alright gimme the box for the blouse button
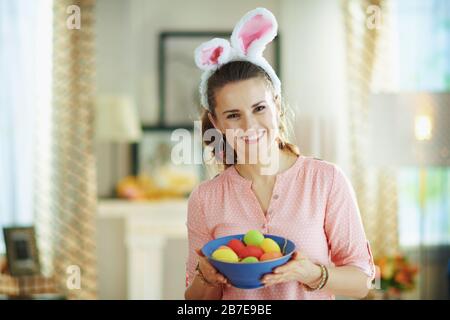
[273,194,279,200]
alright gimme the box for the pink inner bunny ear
[231,8,277,57]
[195,38,231,70]
[200,46,223,65]
[238,14,274,55]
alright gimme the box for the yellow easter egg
[212,248,239,263]
[260,238,281,253]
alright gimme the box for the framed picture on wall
[3,226,40,276]
[158,31,281,128]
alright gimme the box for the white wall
[96,0,280,126]
[279,0,350,173]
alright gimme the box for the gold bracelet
[318,265,329,290]
[303,264,328,291]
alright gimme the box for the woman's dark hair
[200,60,299,169]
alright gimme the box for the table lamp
[95,95,142,196]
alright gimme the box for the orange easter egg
[260,252,283,261]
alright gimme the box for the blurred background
[0,0,449,300]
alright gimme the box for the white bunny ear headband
[194,7,281,111]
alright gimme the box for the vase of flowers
[374,254,419,300]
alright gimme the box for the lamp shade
[95,95,142,143]
[368,92,450,167]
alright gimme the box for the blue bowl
[201,234,296,289]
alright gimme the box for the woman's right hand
[195,248,232,288]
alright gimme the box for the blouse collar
[226,155,305,186]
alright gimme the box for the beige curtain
[341,0,399,258]
[35,0,98,299]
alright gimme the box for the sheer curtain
[342,0,400,258]
[36,0,98,299]
[0,0,53,253]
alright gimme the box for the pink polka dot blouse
[185,155,375,300]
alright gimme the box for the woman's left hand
[261,251,322,287]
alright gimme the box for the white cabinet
[97,199,188,300]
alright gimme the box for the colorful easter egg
[234,247,247,259]
[239,245,264,259]
[241,256,259,263]
[243,230,264,246]
[260,238,281,253]
[260,252,283,261]
[227,239,246,253]
[212,248,239,263]
[218,245,231,250]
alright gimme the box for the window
[0,0,53,253]
[392,0,450,247]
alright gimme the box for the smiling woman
[184,8,375,301]
[201,61,299,170]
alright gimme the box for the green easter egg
[241,256,259,263]
[243,230,264,246]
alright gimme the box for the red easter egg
[239,245,264,259]
[227,239,245,253]
[235,247,247,259]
